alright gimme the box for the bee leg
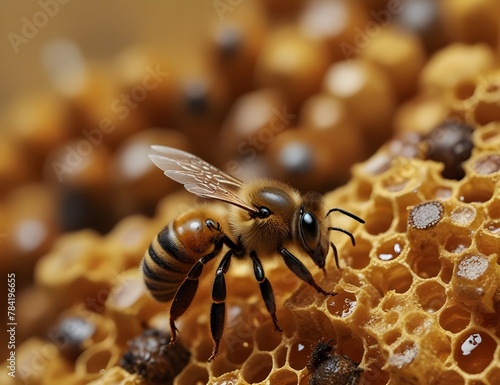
[279,247,337,296]
[169,242,224,345]
[209,303,224,362]
[209,250,233,362]
[250,252,283,332]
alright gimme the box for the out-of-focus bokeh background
[1,1,221,106]
[1,1,500,383]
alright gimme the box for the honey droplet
[455,331,496,374]
[377,240,403,261]
[327,292,357,317]
[460,333,482,356]
[485,220,500,234]
[456,255,488,281]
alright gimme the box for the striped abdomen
[142,212,220,302]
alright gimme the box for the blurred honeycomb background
[0,0,499,384]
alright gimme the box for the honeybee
[142,146,364,361]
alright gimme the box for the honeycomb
[2,2,500,385]
[6,128,498,385]
[178,139,498,385]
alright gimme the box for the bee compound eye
[301,211,320,251]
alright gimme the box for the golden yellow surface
[1,1,499,385]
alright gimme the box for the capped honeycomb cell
[451,253,499,312]
[408,201,444,230]
[375,235,405,262]
[456,254,489,280]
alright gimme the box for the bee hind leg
[209,249,233,362]
[279,247,337,296]
[169,242,224,346]
[250,252,283,332]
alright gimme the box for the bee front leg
[169,242,223,345]
[250,252,283,332]
[279,247,337,296]
[209,249,233,362]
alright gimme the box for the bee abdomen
[142,225,196,302]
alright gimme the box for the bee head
[297,192,329,269]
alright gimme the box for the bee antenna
[328,227,356,246]
[326,208,365,224]
[330,241,340,269]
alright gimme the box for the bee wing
[149,145,257,213]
